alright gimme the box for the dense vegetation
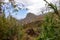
[0,0,60,40]
[38,12,60,40]
[0,11,60,40]
[0,13,22,40]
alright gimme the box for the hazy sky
[4,0,58,19]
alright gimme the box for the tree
[0,0,4,14]
[44,0,59,16]
[0,0,22,40]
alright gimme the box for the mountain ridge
[19,12,44,24]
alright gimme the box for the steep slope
[19,12,44,24]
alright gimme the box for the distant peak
[26,12,36,18]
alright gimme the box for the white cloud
[20,0,46,15]
[26,0,46,15]
[5,0,58,15]
[15,0,57,15]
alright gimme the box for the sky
[4,0,58,19]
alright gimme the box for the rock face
[19,12,44,24]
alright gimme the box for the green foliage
[44,0,59,16]
[38,13,60,40]
[0,12,22,40]
[0,0,60,40]
[37,0,60,40]
[0,1,23,40]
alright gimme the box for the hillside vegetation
[0,0,60,40]
[0,13,22,40]
[20,11,60,40]
[0,10,60,40]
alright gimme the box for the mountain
[19,13,45,40]
[26,13,37,19]
[19,12,44,24]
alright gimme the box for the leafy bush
[0,13,22,40]
[38,13,60,40]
